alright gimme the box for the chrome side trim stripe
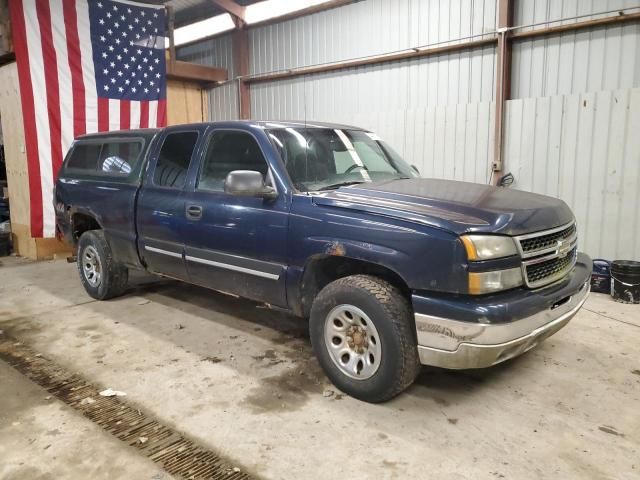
[144,245,183,259]
[185,255,280,280]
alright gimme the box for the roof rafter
[210,0,246,22]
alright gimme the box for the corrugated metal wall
[512,21,639,97]
[248,0,496,75]
[505,88,640,259]
[177,0,640,260]
[250,75,496,184]
[514,0,640,27]
[508,0,640,259]
[246,0,499,188]
[177,34,240,120]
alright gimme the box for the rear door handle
[185,204,203,220]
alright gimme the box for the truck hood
[311,178,574,236]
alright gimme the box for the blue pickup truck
[55,121,591,402]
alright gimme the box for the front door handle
[186,204,203,220]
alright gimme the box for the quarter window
[66,143,102,171]
[198,131,269,191]
[66,140,144,177]
[153,131,199,189]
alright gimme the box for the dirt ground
[0,256,638,479]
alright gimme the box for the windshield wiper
[317,180,367,191]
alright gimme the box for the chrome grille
[519,224,576,255]
[525,247,577,285]
[515,221,578,288]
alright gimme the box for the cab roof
[76,120,365,141]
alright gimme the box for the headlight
[468,267,523,295]
[461,235,518,260]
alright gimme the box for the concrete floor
[0,256,638,479]
[0,361,170,480]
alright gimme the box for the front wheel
[309,275,420,403]
[77,230,128,300]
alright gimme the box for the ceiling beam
[176,1,356,49]
[249,0,353,27]
[167,60,228,84]
[210,0,246,22]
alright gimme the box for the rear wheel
[310,275,420,403]
[77,230,128,300]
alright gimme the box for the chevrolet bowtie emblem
[557,238,572,257]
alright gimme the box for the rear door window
[153,131,199,189]
[99,141,143,175]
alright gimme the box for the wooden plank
[166,60,228,84]
[35,237,72,259]
[0,63,31,230]
[0,63,69,259]
[167,79,208,125]
[8,224,37,259]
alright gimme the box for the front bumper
[413,253,592,369]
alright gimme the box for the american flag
[10,0,167,238]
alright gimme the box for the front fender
[286,195,468,314]
[304,236,411,276]
[285,237,411,317]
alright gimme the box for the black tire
[309,275,420,403]
[77,230,128,300]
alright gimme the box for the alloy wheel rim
[82,246,102,287]
[324,304,382,380]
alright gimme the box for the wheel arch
[70,209,103,243]
[297,252,411,318]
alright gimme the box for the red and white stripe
[9,0,167,238]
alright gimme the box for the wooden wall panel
[167,80,208,125]
[0,62,70,259]
[0,63,31,230]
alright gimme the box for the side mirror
[224,170,277,200]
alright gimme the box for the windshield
[267,127,418,191]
